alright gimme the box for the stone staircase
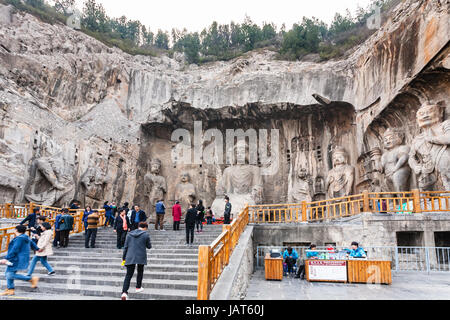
[0,224,223,300]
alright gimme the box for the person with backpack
[130,205,147,231]
[0,225,40,296]
[155,200,166,231]
[172,201,182,231]
[59,209,74,248]
[185,204,197,247]
[82,206,93,231]
[85,210,99,248]
[195,200,205,233]
[114,208,131,249]
[26,222,55,277]
[121,222,152,300]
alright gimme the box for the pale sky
[71,0,373,33]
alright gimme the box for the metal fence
[256,246,450,272]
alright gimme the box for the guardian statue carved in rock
[409,103,450,191]
[288,168,312,203]
[174,172,197,213]
[80,156,109,205]
[25,139,75,206]
[144,159,167,213]
[381,128,411,192]
[326,146,354,199]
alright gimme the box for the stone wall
[210,226,254,300]
[252,213,450,248]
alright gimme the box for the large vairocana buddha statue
[409,103,450,191]
[380,128,411,193]
[211,140,263,218]
[326,146,355,199]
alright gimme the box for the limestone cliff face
[0,0,448,213]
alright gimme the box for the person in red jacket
[172,201,182,231]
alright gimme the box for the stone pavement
[0,224,224,300]
[245,270,450,300]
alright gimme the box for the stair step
[6,282,197,300]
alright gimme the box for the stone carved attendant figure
[174,172,197,213]
[288,168,312,203]
[80,157,109,202]
[326,147,354,199]
[144,159,167,214]
[381,128,411,192]
[409,103,450,191]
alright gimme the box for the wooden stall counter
[347,259,392,285]
[305,259,392,285]
[264,253,283,281]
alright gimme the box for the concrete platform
[245,270,450,300]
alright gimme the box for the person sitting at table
[282,247,299,275]
[295,244,319,279]
[345,242,367,258]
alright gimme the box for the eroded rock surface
[0,0,448,210]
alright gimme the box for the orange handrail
[197,205,249,300]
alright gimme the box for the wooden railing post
[363,190,370,212]
[223,224,232,265]
[29,202,35,216]
[5,203,11,219]
[301,201,307,222]
[197,245,211,300]
[412,189,422,213]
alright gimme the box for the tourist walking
[59,209,74,248]
[224,196,232,224]
[82,206,93,231]
[121,222,152,300]
[195,200,205,233]
[20,207,40,230]
[104,201,115,227]
[26,222,55,277]
[172,201,182,231]
[53,210,63,247]
[85,210,99,248]
[185,204,197,246]
[155,200,166,231]
[114,208,130,249]
[206,207,214,225]
[30,216,46,247]
[130,205,147,231]
[0,225,40,296]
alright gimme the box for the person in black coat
[185,204,197,246]
[20,208,40,230]
[114,208,131,249]
[130,205,147,231]
[195,200,205,233]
